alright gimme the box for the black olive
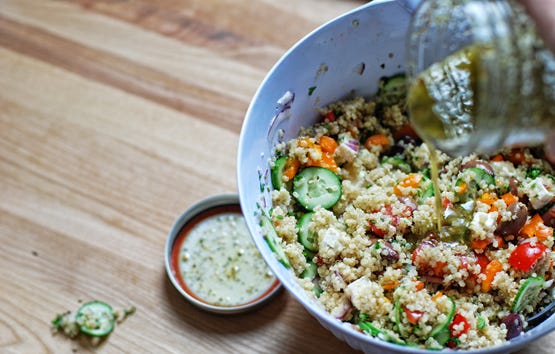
[541,204,555,227]
[501,313,524,340]
[379,241,399,262]
[497,202,528,237]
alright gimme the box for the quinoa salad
[261,75,555,350]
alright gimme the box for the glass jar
[406,0,555,156]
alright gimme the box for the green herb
[308,86,317,96]
[477,316,486,330]
[527,167,542,179]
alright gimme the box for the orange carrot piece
[394,173,422,196]
[319,153,339,174]
[382,280,400,290]
[479,192,498,206]
[432,291,443,302]
[297,137,315,148]
[319,135,338,154]
[283,158,300,180]
[301,137,339,173]
[481,260,503,292]
[471,238,490,251]
[501,192,518,206]
[415,281,425,291]
[522,214,553,241]
[364,134,390,150]
[456,182,468,194]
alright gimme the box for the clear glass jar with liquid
[406,0,555,156]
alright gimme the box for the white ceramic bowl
[237,1,555,353]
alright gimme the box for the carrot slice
[283,158,300,180]
[501,192,518,206]
[521,214,553,241]
[364,134,390,150]
[319,135,338,154]
[394,173,422,196]
[471,238,490,251]
[481,260,503,292]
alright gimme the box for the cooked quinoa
[263,76,555,350]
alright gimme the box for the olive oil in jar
[406,0,555,157]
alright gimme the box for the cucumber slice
[377,74,407,105]
[293,167,341,211]
[418,176,435,203]
[430,296,456,345]
[382,156,412,174]
[300,260,318,279]
[297,212,318,252]
[271,156,288,190]
[455,167,495,199]
[260,215,290,268]
[359,321,382,337]
[302,248,316,261]
[359,321,406,345]
[511,276,546,313]
[75,301,115,337]
[468,167,495,186]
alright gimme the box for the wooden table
[0,1,553,353]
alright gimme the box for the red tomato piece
[475,253,490,274]
[411,239,436,264]
[369,205,396,237]
[508,241,547,271]
[403,306,424,324]
[449,313,471,337]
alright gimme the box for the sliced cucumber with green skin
[455,167,495,199]
[418,176,435,203]
[301,260,318,279]
[359,321,406,345]
[430,296,456,346]
[359,321,382,337]
[297,212,318,252]
[302,248,316,261]
[381,156,412,174]
[293,167,341,211]
[377,74,407,106]
[75,301,115,337]
[260,215,290,268]
[511,276,546,313]
[271,156,288,190]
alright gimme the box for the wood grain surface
[1,1,554,353]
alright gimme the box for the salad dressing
[408,45,483,239]
[171,205,276,307]
[427,144,444,233]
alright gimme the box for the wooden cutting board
[0,0,552,353]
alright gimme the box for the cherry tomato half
[508,241,547,271]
